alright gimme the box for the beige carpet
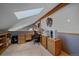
[1,41,52,56]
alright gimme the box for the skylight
[14,8,44,20]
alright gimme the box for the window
[14,8,44,20]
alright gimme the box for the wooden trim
[59,50,70,56]
[58,32,79,35]
[61,50,70,55]
[34,3,69,24]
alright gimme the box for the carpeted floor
[1,41,52,56]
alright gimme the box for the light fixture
[14,8,44,20]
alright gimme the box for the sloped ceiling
[0,3,58,31]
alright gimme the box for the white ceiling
[0,3,58,31]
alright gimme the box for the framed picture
[46,17,53,27]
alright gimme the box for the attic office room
[0,3,79,56]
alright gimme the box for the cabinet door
[18,34,26,44]
[55,39,62,55]
[26,34,32,41]
[41,36,47,48]
[47,38,62,55]
[47,39,55,55]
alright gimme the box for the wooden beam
[34,3,69,24]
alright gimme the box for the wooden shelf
[0,46,7,54]
[0,32,11,55]
[0,43,4,46]
[0,38,2,40]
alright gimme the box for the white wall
[41,4,79,33]
[0,3,57,30]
